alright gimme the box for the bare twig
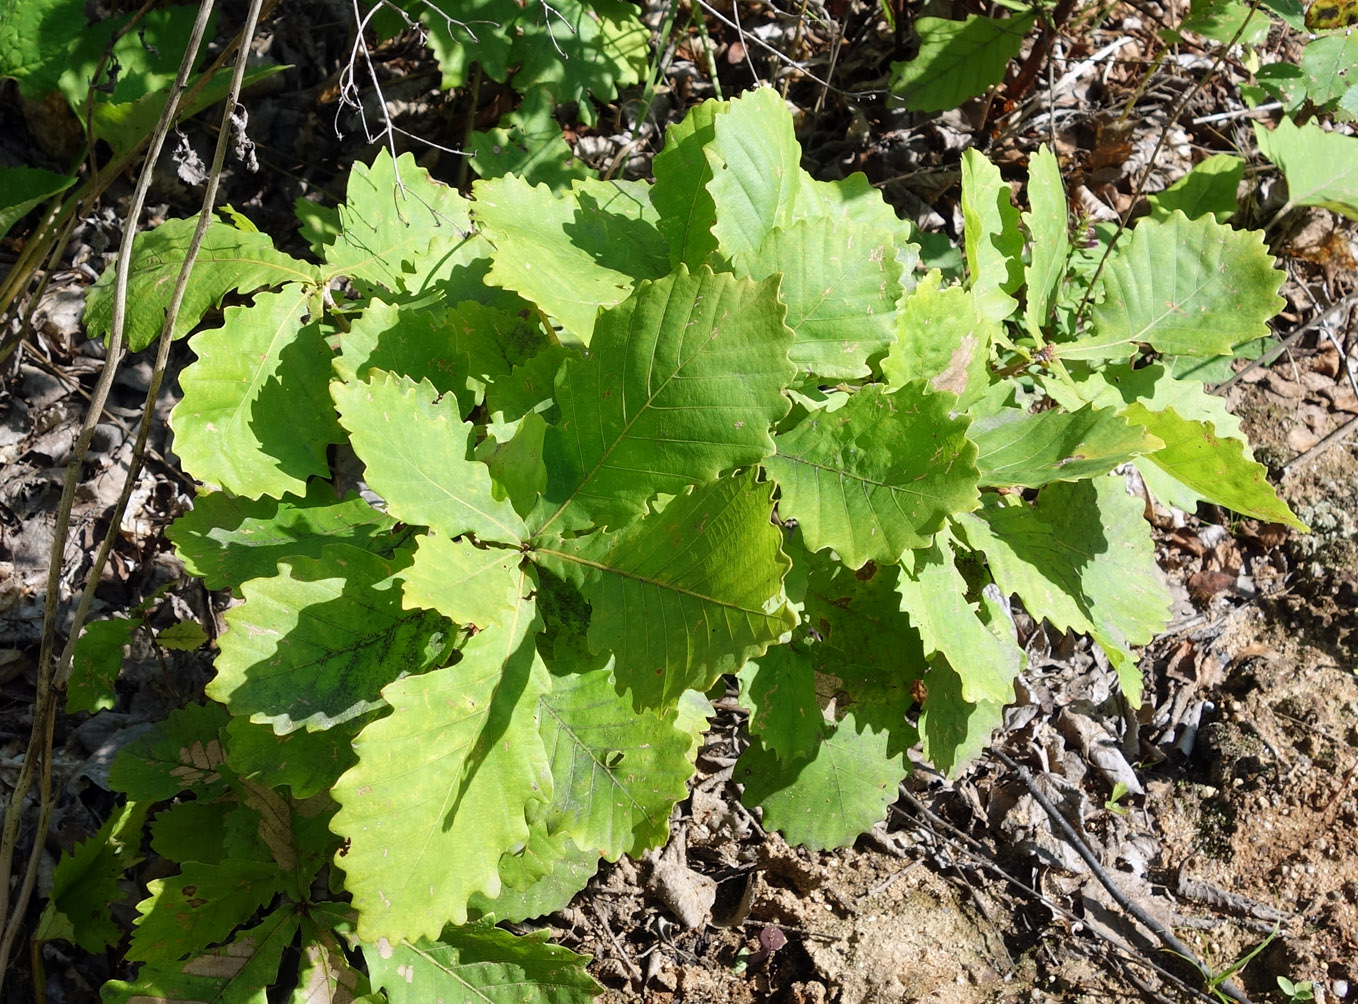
[1213,292,1358,393]
[0,1,219,985]
[1282,413,1358,472]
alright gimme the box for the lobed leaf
[739,712,907,851]
[468,85,595,190]
[889,13,1036,112]
[896,527,1022,705]
[705,87,806,270]
[1064,210,1285,360]
[883,270,993,408]
[537,474,796,709]
[167,482,402,592]
[475,174,669,343]
[402,533,524,630]
[84,217,320,352]
[128,860,286,963]
[469,824,601,924]
[109,702,231,801]
[209,545,455,734]
[918,659,1006,777]
[766,383,980,568]
[36,801,148,953]
[172,287,342,499]
[331,582,552,942]
[651,98,726,268]
[1023,144,1069,337]
[1255,117,1358,220]
[324,149,486,294]
[799,549,927,744]
[961,148,1024,323]
[970,403,1164,488]
[740,219,904,380]
[0,165,73,240]
[103,908,298,1004]
[1124,404,1307,529]
[736,646,825,763]
[333,370,527,544]
[535,265,794,534]
[366,921,600,1004]
[956,476,1171,703]
[536,664,694,858]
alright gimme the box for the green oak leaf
[1023,144,1069,338]
[1063,210,1285,360]
[477,411,549,517]
[127,860,286,963]
[366,921,600,1004]
[332,582,552,943]
[739,712,907,851]
[402,533,524,630]
[536,474,796,709]
[468,85,595,190]
[1148,153,1244,222]
[325,149,487,294]
[736,645,825,762]
[36,801,147,953]
[961,147,1024,323]
[652,97,726,268]
[537,664,694,858]
[800,548,927,745]
[1255,117,1358,220]
[897,526,1022,705]
[224,713,369,801]
[332,370,527,544]
[0,0,89,97]
[167,482,402,592]
[535,265,794,534]
[918,658,1005,777]
[797,172,922,268]
[469,825,601,924]
[765,384,980,568]
[1050,362,1247,443]
[68,615,137,714]
[334,298,520,420]
[889,12,1037,113]
[84,216,320,352]
[172,287,342,499]
[955,476,1171,703]
[109,702,231,801]
[1124,403,1307,529]
[103,908,298,1004]
[739,219,903,380]
[0,166,74,240]
[705,87,807,270]
[511,0,647,126]
[208,545,455,734]
[970,403,1163,487]
[883,270,994,408]
[385,0,521,88]
[474,174,669,343]
[294,907,372,1002]
[148,800,234,867]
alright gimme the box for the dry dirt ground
[3,1,1358,1002]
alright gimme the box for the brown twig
[989,749,1255,1004]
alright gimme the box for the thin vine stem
[0,0,247,983]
